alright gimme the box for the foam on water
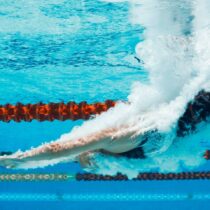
[82,0,210,177]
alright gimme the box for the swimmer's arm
[17,131,110,162]
[0,132,110,169]
[0,128,128,169]
[20,126,136,162]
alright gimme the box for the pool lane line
[0,193,210,201]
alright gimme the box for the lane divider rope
[0,172,210,181]
[0,100,116,122]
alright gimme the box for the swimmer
[0,90,209,170]
[0,125,142,169]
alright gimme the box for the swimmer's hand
[77,152,97,170]
[0,155,24,169]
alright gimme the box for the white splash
[74,0,210,178]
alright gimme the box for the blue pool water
[0,0,146,104]
[0,0,210,209]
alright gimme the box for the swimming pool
[1,0,210,209]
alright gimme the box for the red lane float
[0,100,116,122]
